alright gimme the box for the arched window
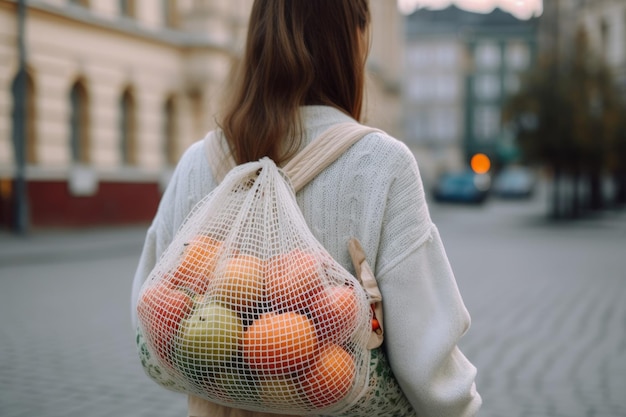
[120,87,137,165]
[69,79,90,164]
[600,18,609,58]
[189,88,204,141]
[164,95,177,166]
[11,70,37,164]
[119,0,135,18]
[162,0,179,28]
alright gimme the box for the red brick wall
[25,180,161,228]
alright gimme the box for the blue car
[432,170,491,204]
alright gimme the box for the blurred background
[0,1,625,417]
[1,0,625,229]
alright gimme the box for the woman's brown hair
[219,0,371,165]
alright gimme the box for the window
[407,111,430,143]
[600,18,609,57]
[473,105,501,142]
[408,74,459,103]
[189,89,204,141]
[506,42,530,70]
[69,0,89,6]
[120,88,137,165]
[407,107,458,145]
[164,96,177,165]
[434,75,459,101]
[11,70,37,164]
[119,0,135,18]
[432,107,458,143]
[475,42,501,70]
[621,9,626,55]
[162,0,179,28]
[436,44,459,67]
[505,73,521,94]
[474,74,501,100]
[407,75,433,101]
[69,80,90,164]
[407,44,434,69]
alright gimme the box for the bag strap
[205,122,382,191]
[348,238,384,349]
[282,122,382,192]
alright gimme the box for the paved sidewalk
[0,225,150,266]
[1,202,625,417]
[433,202,626,417]
[0,225,190,417]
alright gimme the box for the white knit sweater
[131,106,481,417]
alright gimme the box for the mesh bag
[136,157,374,415]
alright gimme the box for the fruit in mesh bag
[174,301,243,375]
[309,284,361,344]
[212,365,260,403]
[243,312,319,374]
[215,254,264,312]
[302,343,356,408]
[137,282,193,365]
[266,249,324,312]
[258,375,308,408]
[170,235,223,294]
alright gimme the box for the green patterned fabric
[136,327,188,393]
[332,347,417,417]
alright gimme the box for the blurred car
[492,166,536,199]
[432,170,491,204]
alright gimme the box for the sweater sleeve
[130,139,215,328]
[374,146,482,417]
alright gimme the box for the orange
[215,254,264,311]
[171,235,222,294]
[309,285,360,344]
[243,312,319,374]
[137,281,193,365]
[266,249,323,312]
[302,344,356,409]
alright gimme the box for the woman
[131,1,482,416]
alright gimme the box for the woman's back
[132,1,481,415]
[143,106,428,277]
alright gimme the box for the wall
[0,0,405,229]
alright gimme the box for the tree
[503,27,626,218]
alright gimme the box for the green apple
[174,301,243,376]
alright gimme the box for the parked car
[492,166,536,199]
[432,170,491,204]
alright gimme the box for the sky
[398,0,543,20]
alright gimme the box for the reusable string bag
[136,123,416,417]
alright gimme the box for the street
[433,193,626,417]
[0,190,625,417]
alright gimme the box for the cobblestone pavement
[0,197,625,417]
[0,226,188,417]
[433,199,626,417]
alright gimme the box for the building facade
[0,0,404,230]
[578,0,626,100]
[404,5,537,180]
[540,0,626,100]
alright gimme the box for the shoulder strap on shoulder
[205,122,382,190]
[283,122,382,192]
